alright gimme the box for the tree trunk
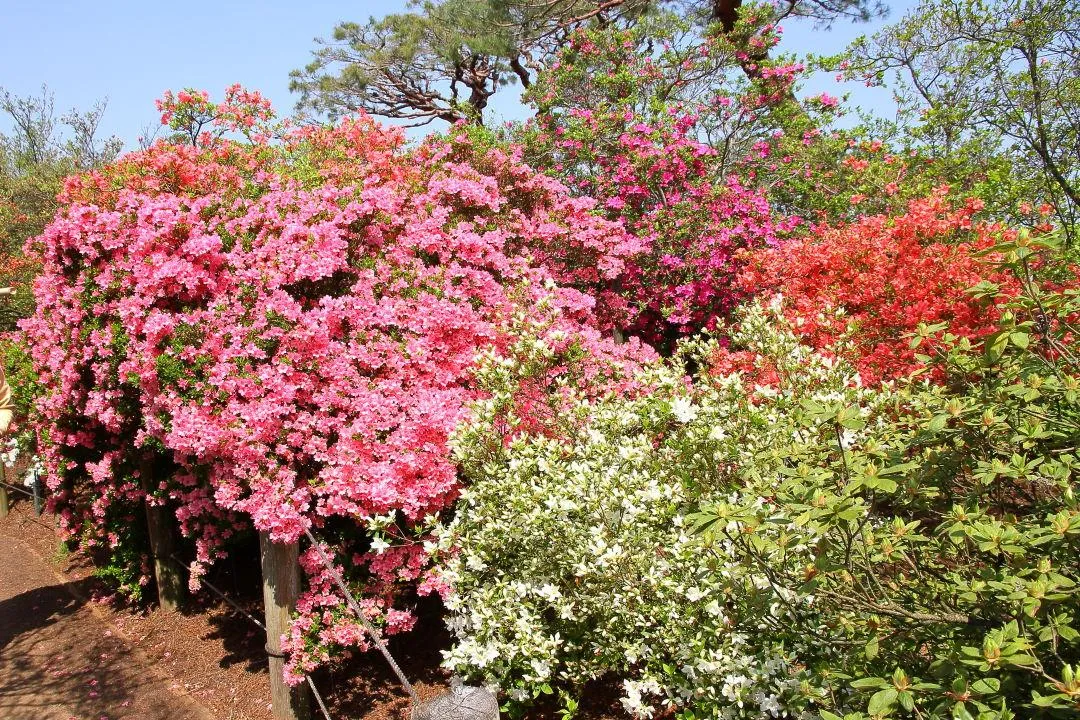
[711,0,808,114]
[713,0,742,32]
[144,500,183,612]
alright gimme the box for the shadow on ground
[0,507,211,720]
[0,576,159,718]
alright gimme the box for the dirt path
[0,503,216,720]
[0,493,624,720]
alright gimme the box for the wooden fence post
[145,500,183,612]
[140,459,183,612]
[260,533,311,720]
[0,464,9,518]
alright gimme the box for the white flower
[756,692,781,717]
[621,680,655,719]
[685,586,706,603]
[529,658,551,679]
[838,428,858,450]
[671,396,698,423]
[369,536,390,554]
[535,583,561,602]
[704,599,725,617]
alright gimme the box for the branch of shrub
[814,588,970,625]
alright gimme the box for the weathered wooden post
[31,471,42,515]
[260,533,311,720]
[0,464,9,518]
[140,459,183,612]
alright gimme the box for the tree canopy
[847,0,1080,242]
[290,0,884,125]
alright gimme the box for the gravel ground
[0,496,456,720]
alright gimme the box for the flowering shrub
[518,14,808,348]
[524,103,792,346]
[21,88,650,681]
[693,238,1080,718]
[444,240,1080,718]
[439,301,840,719]
[736,190,1019,383]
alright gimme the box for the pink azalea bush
[518,17,805,349]
[21,89,650,681]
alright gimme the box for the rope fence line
[0,478,36,499]
[303,527,419,703]
[167,553,266,631]
[163,552,334,720]
[1,462,47,515]
[307,675,334,720]
[0,484,57,534]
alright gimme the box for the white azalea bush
[436,301,896,719]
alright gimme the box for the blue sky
[0,0,915,148]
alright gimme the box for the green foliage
[1,335,42,429]
[691,236,1080,717]
[290,0,651,126]
[0,86,121,329]
[289,0,889,127]
[87,518,149,603]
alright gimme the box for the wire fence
[162,551,335,720]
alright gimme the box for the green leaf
[984,331,1009,364]
[1058,624,1079,641]
[952,702,975,720]
[851,677,888,689]
[837,406,866,430]
[868,687,898,715]
[928,414,950,432]
[1009,331,1030,349]
[1030,693,1060,708]
[865,636,880,661]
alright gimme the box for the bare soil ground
[0,500,214,720]
[0,494,625,720]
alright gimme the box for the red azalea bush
[21,88,651,682]
[733,190,1021,384]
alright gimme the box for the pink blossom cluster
[22,90,649,681]
[520,18,813,348]
[528,106,796,347]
